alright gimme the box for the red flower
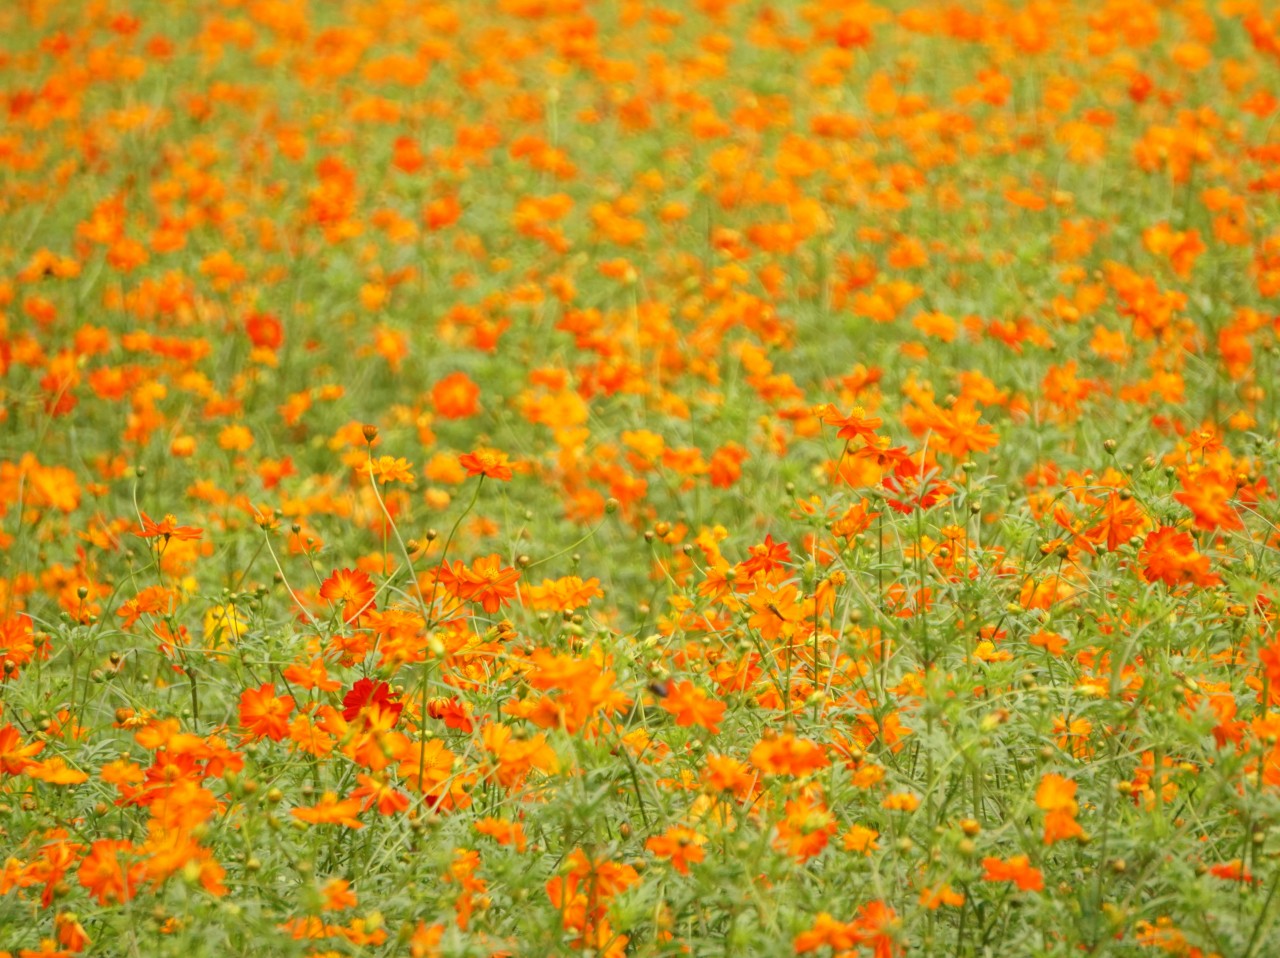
[342,678,403,728]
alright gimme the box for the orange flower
[361,455,415,484]
[1173,473,1242,532]
[821,404,883,445]
[25,758,89,785]
[475,817,528,852]
[0,723,45,774]
[646,826,706,874]
[431,372,480,419]
[238,683,295,742]
[396,738,467,810]
[350,773,411,816]
[479,721,559,789]
[116,585,177,629]
[1035,773,1085,845]
[1258,638,1280,694]
[292,791,365,829]
[78,839,143,905]
[982,854,1044,892]
[702,753,756,798]
[545,848,640,939]
[749,733,830,777]
[319,567,377,623]
[521,576,604,612]
[882,451,954,514]
[1029,630,1068,656]
[0,613,38,676]
[853,901,904,957]
[795,913,859,954]
[54,912,90,952]
[1208,859,1258,883]
[1139,527,1221,588]
[919,883,964,909]
[455,554,520,613]
[796,902,901,958]
[881,792,920,812]
[744,579,804,641]
[774,791,837,862]
[321,877,358,911]
[1053,715,1094,760]
[842,825,880,855]
[17,940,74,958]
[135,512,203,542]
[659,680,726,735]
[282,656,342,692]
[458,448,513,481]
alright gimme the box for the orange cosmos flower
[135,512,203,542]
[1257,638,1280,695]
[659,680,726,735]
[479,722,559,789]
[1029,630,1069,656]
[0,614,38,677]
[749,733,830,777]
[1053,715,1094,760]
[0,723,45,774]
[1208,859,1258,884]
[795,913,860,954]
[474,817,528,852]
[882,451,954,514]
[319,567,377,623]
[431,372,480,419]
[456,554,520,613]
[351,773,411,817]
[238,683,295,742]
[795,903,902,958]
[842,825,881,855]
[775,791,837,862]
[396,739,460,803]
[17,939,74,958]
[1138,527,1220,588]
[981,855,1044,892]
[1035,773,1085,845]
[25,757,89,785]
[292,791,365,829]
[54,912,90,952]
[77,839,143,906]
[881,792,920,812]
[702,753,756,798]
[521,575,604,612]
[458,448,513,481]
[282,656,342,692]
[1173,473,1242,532]
[361,455,415,484]
[919,883,964,909]
[116,585,177,629]
[821,404,883,444]
[646,826,707,875]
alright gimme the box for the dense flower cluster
[2,0,1280,956]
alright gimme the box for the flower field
[5,0,1280,954]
